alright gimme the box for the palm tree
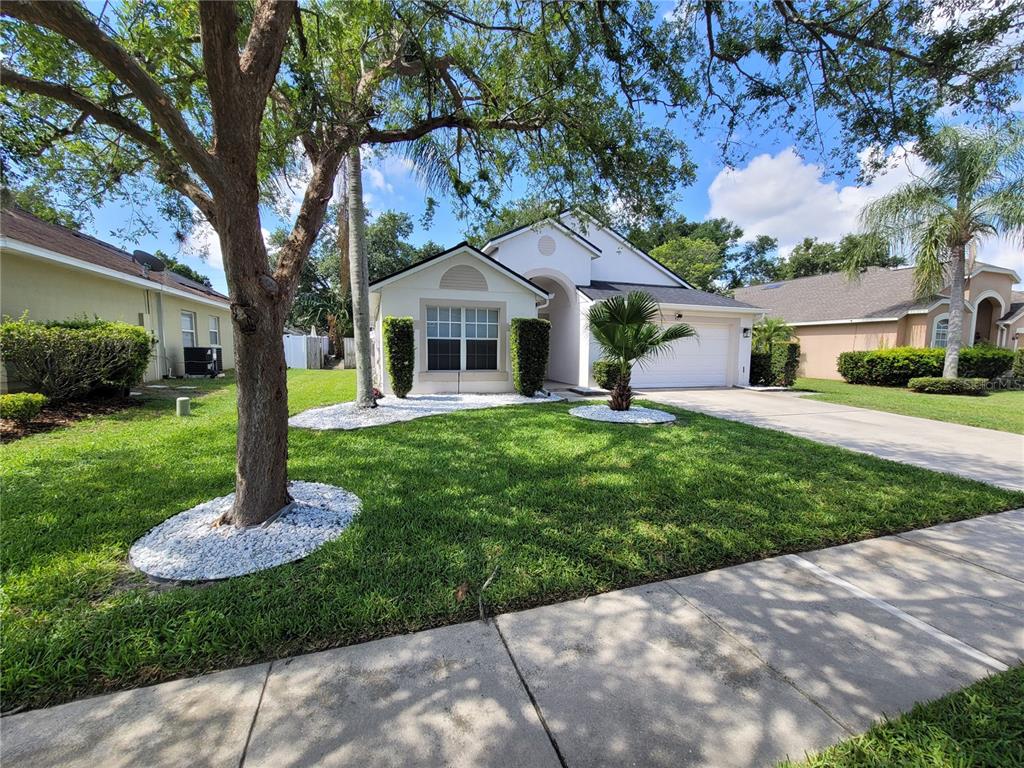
[587,291,696,411]
[752,316,793,353]
[853,124,1024,379]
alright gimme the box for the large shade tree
[853,124,1024,379]
[1,0,690,525]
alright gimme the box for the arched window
[932,315,949,348]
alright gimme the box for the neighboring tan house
[733,262,1022,379]
[369,211,763,394]
[1,206,235,386]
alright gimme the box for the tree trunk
[347,145,375,407]
[609,367,633,411]
[943,242,966,379]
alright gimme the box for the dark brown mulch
[1,397,143,442]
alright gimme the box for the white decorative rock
[289,392,564,431]
[568,404,677,424]
[129,481,361,582]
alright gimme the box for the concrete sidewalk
[4,510,1022,768]
[640,388,1024,490]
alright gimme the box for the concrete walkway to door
[3,510,1022,768]
[640,388,1024,490]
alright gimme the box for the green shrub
[509,318,550,396]
[1014,349,1024,379]
[750,342,800,386]
[0,392,48,425]
[908,377,988,395]
[838,347,944,385]
[382,316,414,398]
[749,350,771,386]
[958,345,1014,379]
[0,315,153,402]
[592,359,621,390]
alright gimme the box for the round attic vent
[537,234,556,256]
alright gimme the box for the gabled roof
[482,217,602,257]
[1,205,229,305]
[369,241,551,298]
[578,281,762,311]
[1000,291,1024,323]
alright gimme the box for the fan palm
[852,124,1024,378]
[752,316,794,353]
[587,291,697,411]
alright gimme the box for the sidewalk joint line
[661,582,854,736]
[894,535,1024,586]
[238,660,273,768]
[492,620,568,768]
[784,555,1008,672]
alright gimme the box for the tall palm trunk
[347,145,375,407]
[944,242,966,379]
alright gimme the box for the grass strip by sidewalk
[2,370,1021,710]
[781,665,1024,767]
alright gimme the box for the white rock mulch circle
[568,404,677,425]
[129,481,361,582]
[289,391,564,430]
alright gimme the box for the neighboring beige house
[369,212,762,395]
[734,262,1023,379]
[1,206,234,386]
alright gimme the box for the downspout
[154,287,166,377]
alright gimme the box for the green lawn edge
[780,665,1024,767]
[2,370,1021,711]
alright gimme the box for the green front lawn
[2,370,1021,710]
[795,378,1024,433]
[781,665,1024,767]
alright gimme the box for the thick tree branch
[2,0,218,184]
[1,65,216,221]
[364,112,543,145]
[240,0,296,100]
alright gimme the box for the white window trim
[425,304,500,372]
[181,310,197,348]
[209,315,221,346]
[931,312,949,349]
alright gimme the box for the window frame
[932,313,949,349]
[209,315,221,346]
[181,310,197,348]
[424,304,501,372]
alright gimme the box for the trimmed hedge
[0,316,153,401]
[908,377,988,395]
[0,392,47,425]
[382,316,414,398]
[837,345,1014,386]
[750,342,800,386]
[593,359,621,390]
[509,318,550,396]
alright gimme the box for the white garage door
[631,323,733,388]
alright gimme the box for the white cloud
[707,146,1022,282]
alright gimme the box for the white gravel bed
[129,481,361,582]
[568,404,677,424]
[289,391,564,430]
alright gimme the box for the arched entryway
[973,292,1005,344]
[528,271,580,385]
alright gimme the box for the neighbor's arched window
[932,315,949,348]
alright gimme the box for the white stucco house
[369,211,763,395]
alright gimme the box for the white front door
[631,322,733,388]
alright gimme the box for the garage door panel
[632,323,732,388]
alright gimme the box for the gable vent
[440,264,488,291]
[537,235,557,256]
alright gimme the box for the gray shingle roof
[731,267,939,323]
[1002,292,1024,321]
[578,281,760,309]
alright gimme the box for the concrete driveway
[640,388,1024,490]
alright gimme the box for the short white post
[176,397,191,417]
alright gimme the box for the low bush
[593,359,621,390]
[0,315,153,401]
[0,392,48,425]
[509,318,550,396]
[382,316,414,398]
[907,377,988,395]
[959,345,1014,379]
[750,342,800,386]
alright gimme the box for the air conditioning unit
[183,346,221,377]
